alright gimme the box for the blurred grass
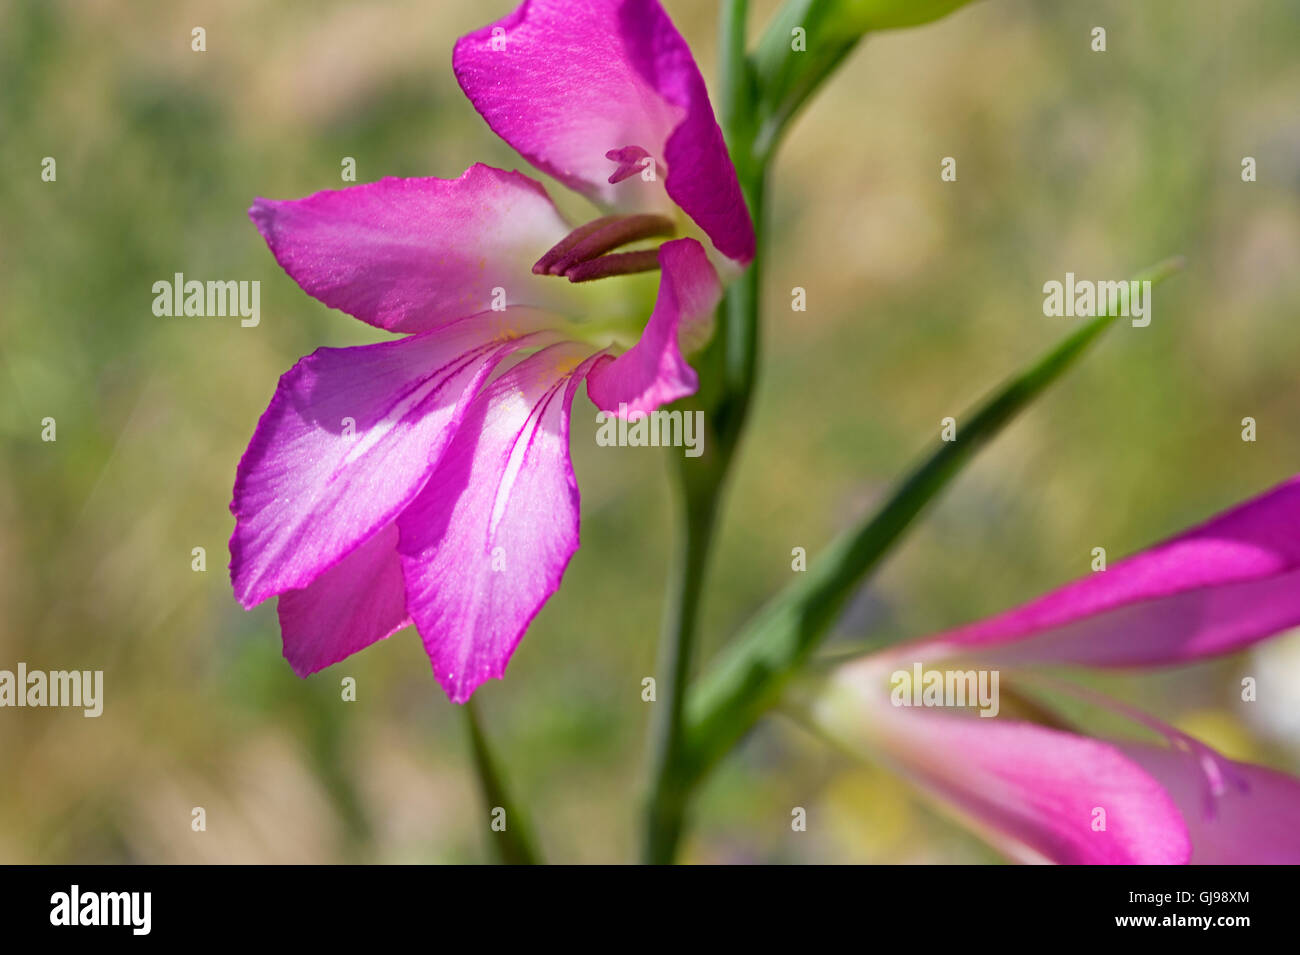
[1,0,1298,863]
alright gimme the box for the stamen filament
[533,214,675,279]
[564,249,661,283]
[531,216,621,275]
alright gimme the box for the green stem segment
[464,697,540,865]
[641,464,722,863]
[640,0,763,864]
[640,228,763,861]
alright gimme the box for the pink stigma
[605,145,654,184]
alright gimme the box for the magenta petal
[249,165,572,333]
[586,238,721,416]
[1120,743,1300,864]
[277,523,409,676]
[908,476,1300,667]
[653,39,756,262]
[887,715,1191,863]
[230,315,548,607]
[396,342,602,703]
[823,664,1191,863]
[453,0,754,263]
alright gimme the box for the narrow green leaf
[463,698,541,865]
[680,258,1185,786]
[718,0,757,171]
[831,0,982,33]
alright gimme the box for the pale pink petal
[277,523,409,676]
[250,165,574,333]
[902,476,1300,668]
[813,661,1192,864]
[585,238,720,416]
[1119,743,1300,864]
[396,342,603,703]
[453,0,754,262]
[230,313,557,607]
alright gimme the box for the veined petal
[586,238,720,416]
[899,476,1300,668]
[997,674,1300,864]
[453,0,755,263]
[230,312,557,607]
[397,341,603,703]
[250,165,574,333]
[277,523,409,676]
[1119,743,1300,864]
[810,661,1192,864]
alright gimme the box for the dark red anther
[563,249,661,283]
[531,216,622,275]
[532,214,675,282]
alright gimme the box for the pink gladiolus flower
[229,0,753,703]
[817,476,1300,863]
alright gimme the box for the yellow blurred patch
[822,767,918,861]
[1174,709,1260,763]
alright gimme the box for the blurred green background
[2,0,1298,863]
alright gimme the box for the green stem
[718,0,751,135]
[638,0,763,864]
[641,462,721,863]
[463,697,540,865]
